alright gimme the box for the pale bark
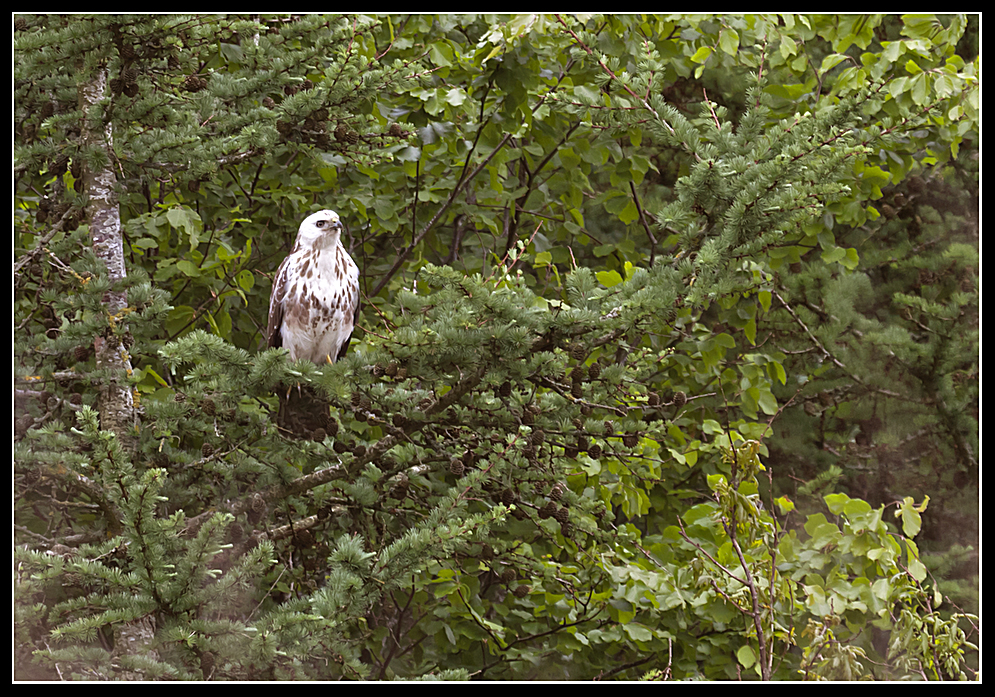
[79,65,137,446]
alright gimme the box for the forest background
[14,14,979,680]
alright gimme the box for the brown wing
[335,298,361,362]
[264,256,291,350]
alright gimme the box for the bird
[265,210,360,365]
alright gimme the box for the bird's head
[295,209,344,250]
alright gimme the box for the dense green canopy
[15,14,978,680]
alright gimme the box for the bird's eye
[316,220,326,228]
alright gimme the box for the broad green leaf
[819,53,849,75]
[691,45,713,64]
[897,496,923,537]
[719,29,739,56]
[176,260,201,277]
[737,644,756,669]
[596,270,623,288]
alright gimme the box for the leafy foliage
[15,13,978,681]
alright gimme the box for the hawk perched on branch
[266,210,360,364]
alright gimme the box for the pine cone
[513,584,529,598]
[588,443,602,459]
[553,506,569,524]
[199,651,215,676]
[449,458,465,477]
[622,432,639,448]
[312,427,326,442]
[571,381,584,399]
[201,442,214,457]
[500,568,517,584]
[388,471,409,495]
[202,398,216,416]
[184,75,206,92]
[549,483,565,501]
[388,481,409,501]
[228,522,244,543]
[673,391,687,408]
[247,493,266,524]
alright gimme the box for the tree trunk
[79,65,137,447]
